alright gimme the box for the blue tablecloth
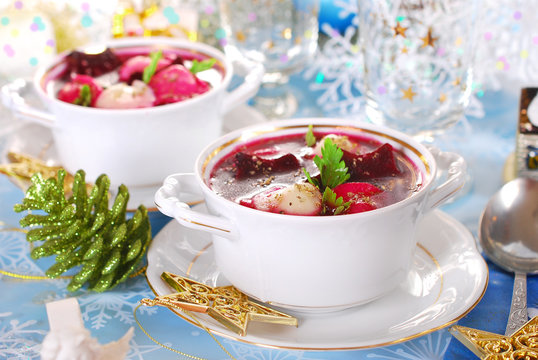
[0,72,534,360]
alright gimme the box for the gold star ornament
[420,27,438,48]
[401,86,417,102]
[449,316,538,359]
[141,272,298,336]
[392,21,408,37]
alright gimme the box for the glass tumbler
[219,0,319,119]
[358,0,483,137]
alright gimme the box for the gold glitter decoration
[439,93,447,103]
[420,27,438,48]
[401,86,417,102]
[141,272,298,336]
[401,46,409,54]
[450,316,538,359]
[392,21,408,38]
[452,77,462,87]
[112,1,199,42]
[0,152,84,194]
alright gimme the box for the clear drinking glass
[219,0,319,119]
[358,0,483,137]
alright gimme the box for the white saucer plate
[1,91,267,211]
[146,205,488,350]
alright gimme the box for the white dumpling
[95,80,155,109]
[252,183,322,216]
[313,134,361,157]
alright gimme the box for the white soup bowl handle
[424,146,467,211]
[154,173,238,240]
[1,79,56,128]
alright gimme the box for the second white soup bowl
[1,37,263,187]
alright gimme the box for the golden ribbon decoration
[133,303,237,360]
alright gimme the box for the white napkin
[41,298,133,360]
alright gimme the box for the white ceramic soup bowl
[155,118,466,311]
[1,37,263,187]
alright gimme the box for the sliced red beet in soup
[234,152,300,179]
[342,143,400,181]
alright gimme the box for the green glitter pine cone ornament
[14,169,152,292]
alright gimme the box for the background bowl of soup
[1,37,263,187]
[154,118,466,310]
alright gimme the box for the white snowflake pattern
[365,329,452,360]
[0,312,46,360]
[223,340,320,360]
[0,230,43,275]
[0,228,72,297]
[79,275,157,329]
[305,0,364,117]
[126,337,167,360]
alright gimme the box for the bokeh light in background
[0,0,115,80]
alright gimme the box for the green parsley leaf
[189,58,217,74]
[303,168,319,188]
[322,187,351,215]
[303,137,351,215]
[312,137,350,189]
[74,84,92,107]
[142,50,163,83]
[305,124,316,147]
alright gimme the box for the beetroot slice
[333,182,383,214]
[342,143,400,181]
[65,48,121,77]
[234,152,300,179]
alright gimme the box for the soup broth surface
[209,131,422,215]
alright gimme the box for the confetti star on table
[235,30,246,42]
[449,316,538,359]
[401,86,417,102]
[401,46,409,54]
[140,272,298,336]
[420,27,438,48]
[439,93,447,103]
[392,21,408,38]
[452,77,462,87]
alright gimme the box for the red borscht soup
[43,45,224,109]
[209,129,422,216]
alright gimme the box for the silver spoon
[478,177,538,336]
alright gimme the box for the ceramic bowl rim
[194,117,438,223]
